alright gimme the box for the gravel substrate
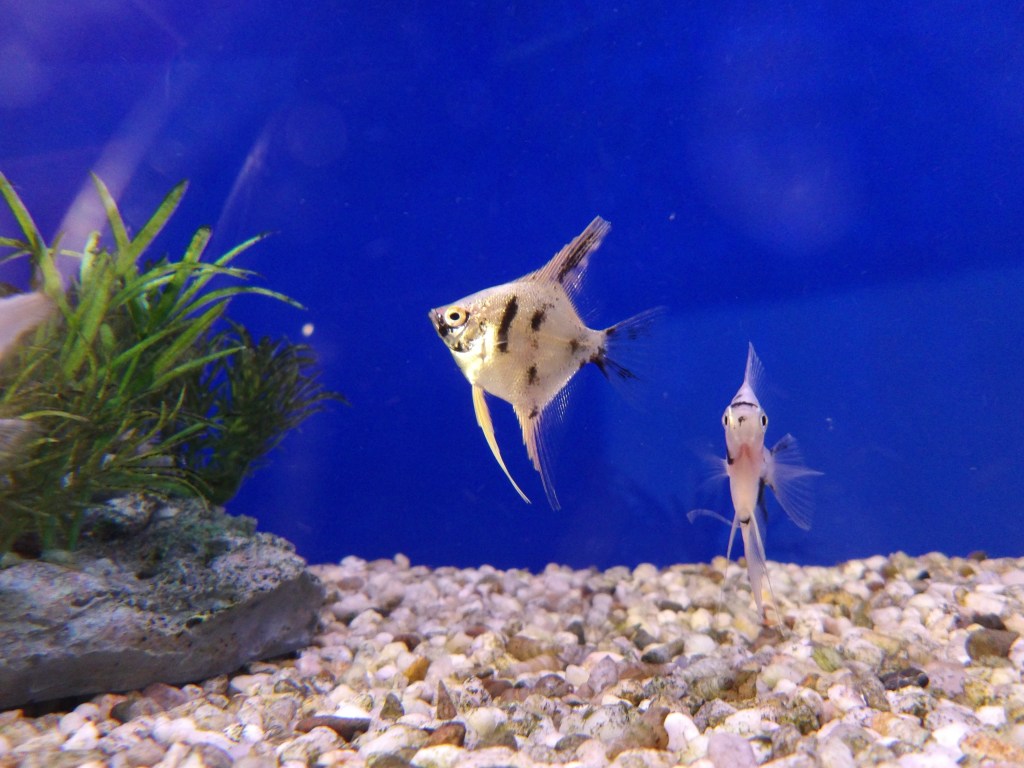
[3,551,1024,767]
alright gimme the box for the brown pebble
[655,599,686,612]
[606,705,669,758]
[264,697,299,736]
[463,624,489,637]
[141,682,190,710]
[967,550,988,562]
[565,619,586,644]
[295,715,371,742]
[481,678,513,699]
[972,613,1007,631]
[337,576,365,590]
[121,738,166,767]
[533,673,572,697]
[496,685,531,703]
[966,628,1020,660]
[191,744,234,768]
[111,695,164,723]
[367,754,413,768]
[506,634,545,660]
[879,667,929,691]
[555,733,591,752]
[477,725,518,750]
[380,692,404,720]
[393,633,422,650]
[403,656,429,683]
[436,681,457,720]
[425,721,466,747]
[631,626,657,650]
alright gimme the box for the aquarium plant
[0,173,341,557]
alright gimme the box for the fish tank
[3,2,1018,572]
[2,3,1023,766]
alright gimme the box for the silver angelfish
[430,217,657,508]
[696,343,821,619]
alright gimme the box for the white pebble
[58,710,88,737]
[896,752,960,767]
[332,698,370,718]
[565,664,589,688]
[723,708,762,735]
[931,722,969,755]
[975,705,1006,727]
[818,736,856,768]
[684,633,717,657]
[689,608,712,632]
[963,590,1006,617]
[61,721,99,751]
[664,712,699,751]
[827,683,866,713]
[358,724,427,756]
[463,706,507,740]
[706,731,756,768]
[412,743,465,768]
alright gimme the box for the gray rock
[0,495,323,709]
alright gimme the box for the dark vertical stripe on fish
[496,295,518,353]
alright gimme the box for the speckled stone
[0,496,324,710]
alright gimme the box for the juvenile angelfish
[430,217,656,508]
[716,343,821,619]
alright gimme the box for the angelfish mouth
[429,310,450,337]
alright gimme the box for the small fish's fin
[472,384,530,504]
[528,216,611,301]
[743,342,766,395]
[513,400,559,509]
[0,292,54,363]
[686,507,733,526]
[765,433,822,531]
[741,502,780,620]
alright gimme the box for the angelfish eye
[760,413,768,428]
[445,306,468,327]
[722,413,729,427]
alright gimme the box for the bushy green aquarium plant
[0,173,343,558]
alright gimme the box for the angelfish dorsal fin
[528,216,611,301]
[472,384,531,503]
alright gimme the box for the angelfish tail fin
[472,384,531,504]
[593,307,666,396]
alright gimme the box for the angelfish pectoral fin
[472,384,531,504]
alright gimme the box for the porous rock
[0,495,323,709]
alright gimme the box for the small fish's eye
[760,414,768,427]
[722,413,729,427]
[445,306,468,328]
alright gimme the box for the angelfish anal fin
[514,402,559,510]
[472,384,531,504]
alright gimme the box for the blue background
[2,2,1022,571]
